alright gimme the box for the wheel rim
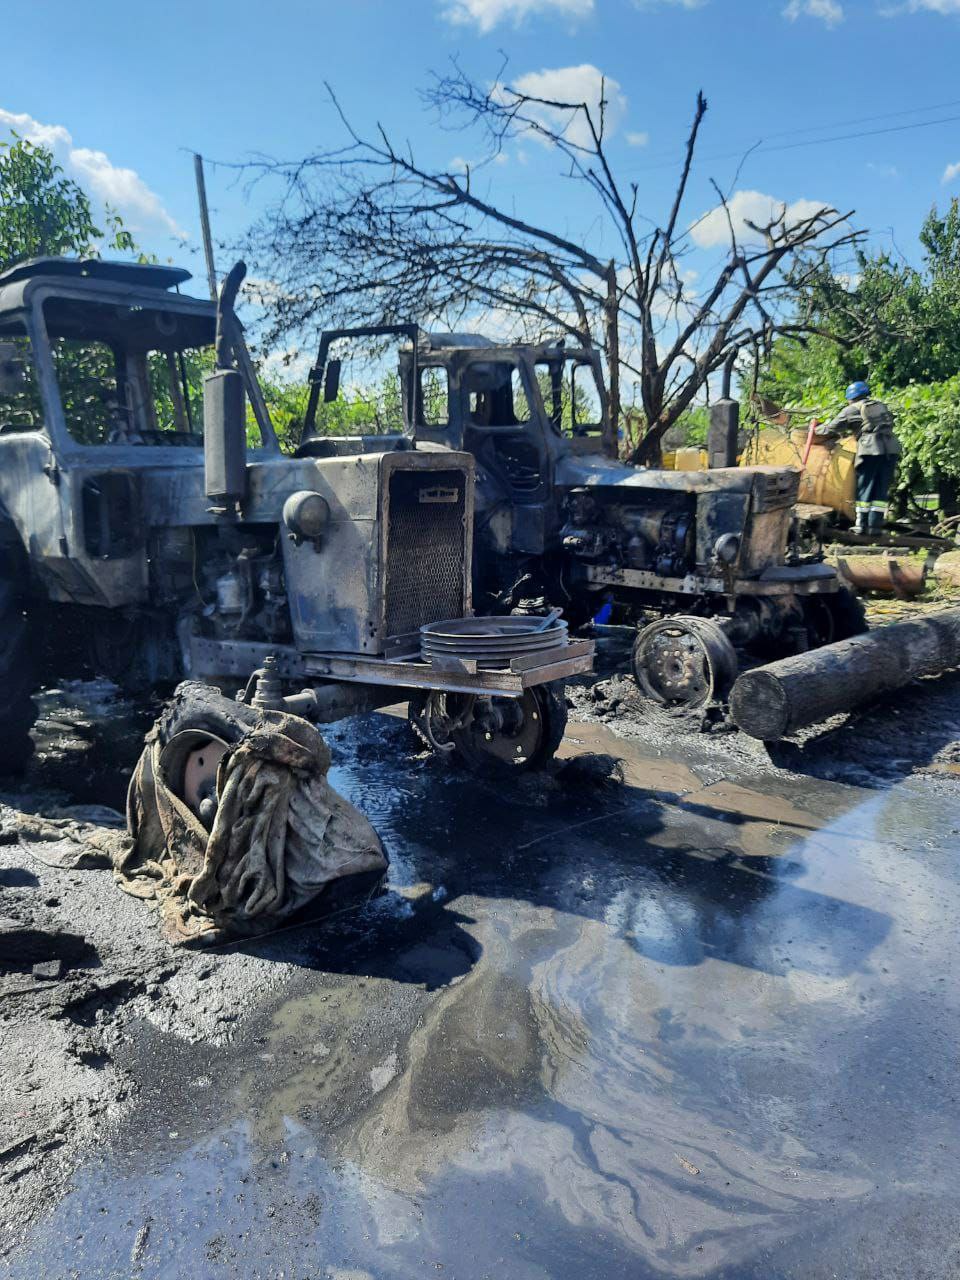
[163,731,230,826]
[454,688,547,767]
[632,618,738,709]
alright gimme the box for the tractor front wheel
[410,682,568,774]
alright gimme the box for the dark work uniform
[815,397,900,531]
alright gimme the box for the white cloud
[782,0,844,24]
[905,0,960,11]
[633,0,707,8]
[507,64,628,148]
[942,160,960,184]
[690,190,836,249]
[0,108,71,152]
[69,149,182,238]
[0,106,184,240]
[626,130,649,147]
[440,0,592,31]
[866,161,899,178]
[448,151,509,172]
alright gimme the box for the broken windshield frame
[28,287,278,453]
[533,354,605,438]
[463,351,605,438]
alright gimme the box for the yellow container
[741,428,857,521]
[674,446,708,471]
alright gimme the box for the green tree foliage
[0,134,135,269]
[771,199,960,390]
[884,377,960,505]
[256,372,407,453]
[150,346,213,436]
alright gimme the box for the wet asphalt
[5,684,960,1280]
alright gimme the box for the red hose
[800,421,817,467]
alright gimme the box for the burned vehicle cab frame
[0,261,591,775]
[305,327,858,711]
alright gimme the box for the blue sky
[3,0,960,309]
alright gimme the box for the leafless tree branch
[241,65,865,463]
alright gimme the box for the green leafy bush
[882,377,960,505]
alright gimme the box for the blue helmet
[845,380,869,401]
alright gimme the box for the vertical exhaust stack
[707,355,740,470]
[204,261,248,516]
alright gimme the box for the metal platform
[190,634,594,698]
[304,640,595,697]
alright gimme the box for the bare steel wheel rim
[632,617,738,710]
[455,689,547,767]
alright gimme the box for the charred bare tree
[244,67,864,462]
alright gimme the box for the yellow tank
[740,428,857,521]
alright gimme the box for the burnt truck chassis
[302,328,859,711]
[0,260,591,776]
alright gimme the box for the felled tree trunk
[729,607,960,740]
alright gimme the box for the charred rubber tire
[825,584,868,642]
[131,681,278,832]
[803,585,866,649]
[152,680,262,753]
[0,529,37,774]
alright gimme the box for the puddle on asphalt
[8,698,960,1278]
[1,678,156,813]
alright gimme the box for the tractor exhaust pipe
[204,261,248,516]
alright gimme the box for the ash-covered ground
[2,639,959,1279]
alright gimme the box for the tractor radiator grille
[384,468,467,638]
[753,469,801,511]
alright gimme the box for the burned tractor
[303,328,862,711]
[0,260,591,776]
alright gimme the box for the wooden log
[729,607,960,740]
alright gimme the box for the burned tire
[827,585,868,642]
[805,585,867,648]
[0,527,36,774]
[133,680,293,830]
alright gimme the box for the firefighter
[813,380,900,534]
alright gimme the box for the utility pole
[193,153,218,302]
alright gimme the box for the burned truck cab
[296,323,863,713]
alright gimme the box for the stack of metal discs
[420,616,568,669]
